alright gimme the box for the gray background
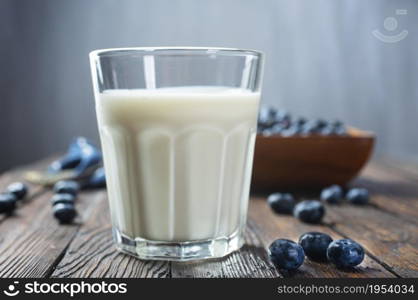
[1,0,417,172]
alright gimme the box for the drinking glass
[90,47,264,261]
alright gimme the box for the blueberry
[327,239,365,268]
[53,180,80,196]
[320,125,336,136]
[301,120,321,135]
[0,193,17,214]
[321,122,347,136]
[280,125,301,137]
[49,137,102,176]
[258,106,277,129]
[261,128,274,137]
[269,239,305,271]
[320,121,346,136]
[7,182,28,200]
[267,193,295,214]
[51,193,75,206]
[87,167,106,188]
[296,117,307,126]
[320,185,343,204]
[346,188,369,205]
[49,155,81,173]
[334,125,347,136]
[331,120,344,127]
[316,119,328,129]
[275,110,291,126]
[270,123,286,135]
[299,232,333,261]
[53,202,77,224]
[293,200,325,224]
[265,106,278,118]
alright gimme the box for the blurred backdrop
[1,0,417,172]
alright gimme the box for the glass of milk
[89,47,264,261]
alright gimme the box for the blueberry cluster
[269,233,365,271]
[51,180,79,224]
[320,185,369,205]
[0,182,28,214]
[267,186,369,224]
[257,106,347,137]
[267,193,325,224]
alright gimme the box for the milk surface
[96,87,260,241]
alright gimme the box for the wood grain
[51,193,170,278]
[353,161,418,223]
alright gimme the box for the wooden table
[0,158,417,278]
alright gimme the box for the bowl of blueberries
[252,106,375,190]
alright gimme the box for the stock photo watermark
[372,9,408,43]
[2,281,128,297]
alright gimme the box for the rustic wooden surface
[0,158,417,278]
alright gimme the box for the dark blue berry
[301,120,321,135]
[269,239,305,271]
[296,117,307,126]
[7,182,28,200]
[299,232,333,261]
[334,126,347,136]
[293,200,325,224]
[53,202,77,224]
[0,193,17,214]
[270,123,286,135]
[320,185,343,204]
[333,121,347,135]
[316,119,328,129]
[327,239,365,268]
[49,155,81,173]
[318,120,346,136]
[346,188,369,205]
[51,193,75,206]
[258,106,277,129]
[53,180,80,196]
[280,125,301,137]
[275,110,291,127]
[266,106,278,118]
[48,137,102,176]
[320,125,335,136]
[87,167,106,188]
[267,193,295,214]
[331,120,344,127]
[261,128,274,137]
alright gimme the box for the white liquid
[96,87,260,242]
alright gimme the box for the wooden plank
[326,203,418,278]
[379,159,418,180]
[353,161,418,223]
[171,221,281,278]
[1,157,413,278]
[248,197,395,278]
[0,187,103,277]
[51,193,170,278]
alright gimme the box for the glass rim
[89,46,264,59]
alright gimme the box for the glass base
[113,228,244,261]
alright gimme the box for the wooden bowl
[251,128,375,191]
